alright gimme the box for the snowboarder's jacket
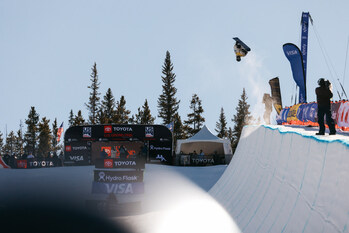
[316,86,332,108]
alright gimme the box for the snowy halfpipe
[210,125,349,232]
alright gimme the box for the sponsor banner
[64,141,90,164]
[276,108,287,124]
[287,104,301,123]
[91,182,144,195]
[296,104,306,122]
[281,108,290,123]
[83,127,92,138]
[277,101,349,131]
[94,170,144,183]
[148,140,172,163]
[330,102,341,125]
[104,125,112,134]
[283,43,307,103]
[65,124,172,142]
[65,124,173,164]
[16,160,27,168]
[276,113,283,125]
[69,145,88,151]
[67,155,87,162]
[27,159,56,168]
[304,102,318,123]
[104,126,134,138]
[16,159,57,169]
[337,102,349,128]
[190,156,215,166]
[149,145,171,151]
[95,158,145,169]
[145,126,154,138]
[301,12,310,81]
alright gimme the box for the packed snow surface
[210,125,349,232]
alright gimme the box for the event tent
[175,125,232,159]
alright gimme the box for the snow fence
[210,125,349,233]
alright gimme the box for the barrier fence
[276,100,349,131]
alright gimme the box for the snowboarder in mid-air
[233,37,251,62]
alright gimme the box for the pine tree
[157,51,180,124]
[37,117,52,158]
[0,131,3,154]
[68,110,74,127]
[15,129,24,156]
[85,62,100,125]
[215,107,228,138]
[51,118,59,156]
[74,110,85,126]
[184,94,205,136]
[3,131,16,156]
[130,108,142,124]
[114,96,131,124]
[141,99,155,124]
[227,127,234,151]
[173,112,186,144]
[24,106,39,155]
[97,108,107,124]
[232,88,252,152]
[99,88,116,124]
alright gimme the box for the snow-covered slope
[210,125,349,232]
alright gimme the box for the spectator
[315,78,336,135]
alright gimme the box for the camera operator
[315,78,336,135]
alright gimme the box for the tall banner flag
[301,12,310,82]
[57,122,64,142]
[268,77,283,114]
[283,43,307,103]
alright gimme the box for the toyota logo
[104,159,113,168]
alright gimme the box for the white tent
[175,125,232,158]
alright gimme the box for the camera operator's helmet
[318,78,326,87]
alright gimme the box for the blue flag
[301,12,310,82]
[283,43,307,103]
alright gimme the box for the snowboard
[233,37,251,51]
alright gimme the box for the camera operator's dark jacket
[316,86,333,108]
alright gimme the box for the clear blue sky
[1,0,349,135]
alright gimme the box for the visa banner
[91,182,144,195]
[283,43,307,103]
